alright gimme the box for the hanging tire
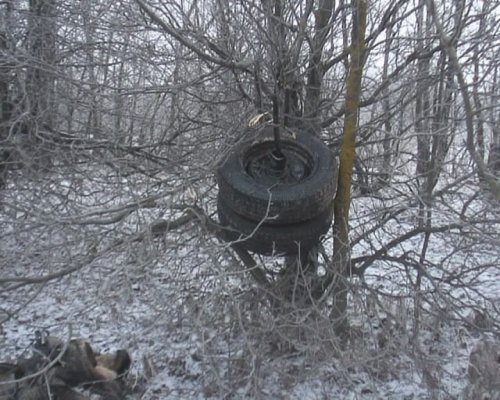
[217,197,333,256]
[216,126,336,225]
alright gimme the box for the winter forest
[0,0,499,399]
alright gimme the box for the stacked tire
[216,126,337,256]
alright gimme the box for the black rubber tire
[216,126,337,225]
[217,197,333,256]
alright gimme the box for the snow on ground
[0,165,498,399]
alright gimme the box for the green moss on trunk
[330,0,367,334]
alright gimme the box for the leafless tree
[0,0,498,398]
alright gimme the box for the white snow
[0,165,498,399]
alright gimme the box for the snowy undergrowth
[0,164,498,399]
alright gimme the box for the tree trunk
[304,0,336,129]
[0,28,11,186]
[1,1,18,183]
[488,64,500,174]
[0,30,10,143]
[330,0,366,335]
[25,0,57,168]
[414,0,432,214]
[381,24,394,187]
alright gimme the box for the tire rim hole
[270,149,287,172]
[245,146,312,185]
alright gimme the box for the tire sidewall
[218,197,333,256]
[217,126,336,224]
